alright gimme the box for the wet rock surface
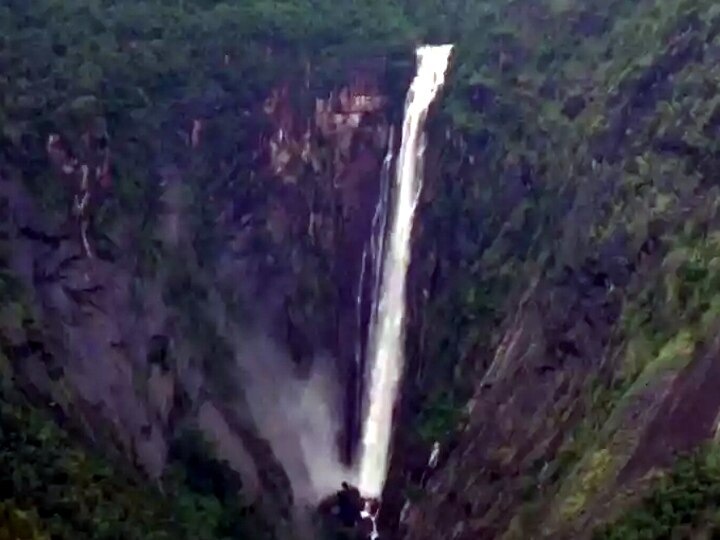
[0,54,405,537]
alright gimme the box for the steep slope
[394,0,720,538]
[0,381,267,540]
[5,0,720,539]
[0,1,418,537]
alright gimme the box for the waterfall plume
[357,44,453,498]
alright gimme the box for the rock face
[7,1,720,538]
[389,1,720,539]
[256,63,398,465]
[400,281,720,538]
[400,278,620,539]
[0,56,402,528]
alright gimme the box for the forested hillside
[400,0,720,538]
[3,0,720,539]
[0,1,420,538]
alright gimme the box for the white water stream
[357,44,453,498]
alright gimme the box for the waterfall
[354,125,394,460]
[357,44,453,498]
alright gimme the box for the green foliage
[0,387,265,539]
[624,329,695,398]
[4,0,720,538]
[617,227,720,396]
[161,260,240,400]
[560,449,614,520]
[594,445,720,540]
[0,501,48,540]
[416,391,466,443]
[0,0,422,284]
[407,1,720,537]
[169,428,241,501]
[167,428,271,540]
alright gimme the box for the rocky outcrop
[256,64,400,464]
[399,244,720,539]
[0,52,404,535]
[400,271,621,539]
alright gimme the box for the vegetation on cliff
[596,445,720,539]
[401,0,720,538]
[4,0,720,538]
[0,1,417,537]
[0,0,418,260]
[0,384,269,539]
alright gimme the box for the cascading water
[357,44,453,498]
[354,126,394,460]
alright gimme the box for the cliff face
[394,0,720,538]
[0,46,401,530]
[7,1,720,539]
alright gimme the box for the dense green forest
[594,446,720,539]
[4,0,720,538]
[403,0,720,537]
[0,384,267,540]
[0,1,422,538]
[0,0,408,217]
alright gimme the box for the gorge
[3,1,720,540]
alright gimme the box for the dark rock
[469,84,496,111]
[47,365,64,381]
[535,365,556,375]
[561,95,586,120]
[147,334,170,372]
[557,339,581,358]
[573,11,609,37]
[337,482,363,527]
